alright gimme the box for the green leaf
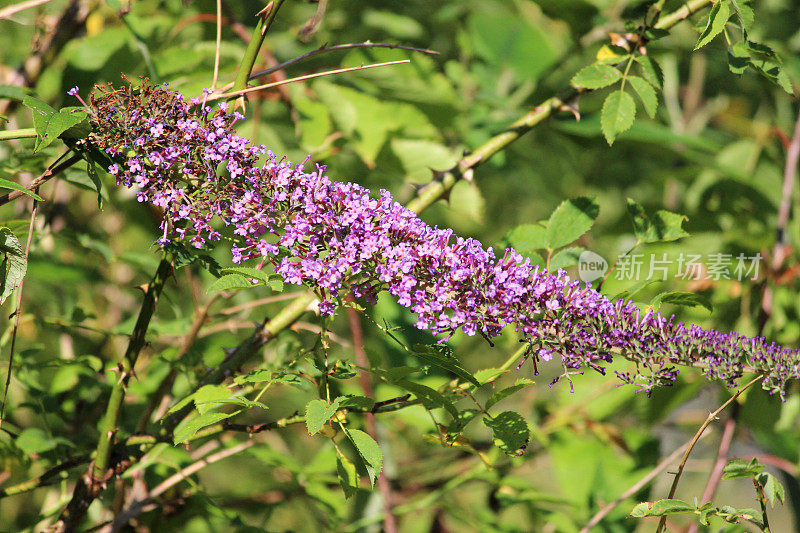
[628,76,658,118]
[173,411,235,444]
[345,428,383,485]
[546,197,599,250]
[631,499,695,517]
[728,40,750,74]
[729,0,754,31]
[722,457,764,479]
[0,178,43,201]
[549,247,584,271]
[650,291,712,313]
[206,274,255,293]
[0,227,27,305]
[305,398,341,435]
[338,395,376,412]
[395,379,459,419]
[0,85,31,102]
[601,91,636,145]
[504,223,548,251]
[22,96,87,152]
[695,0,732,50]
[635,56,663,89]
[411,344,480,386]
[758,473,785,507]
[336,450,359,499]
[15,428,57,454]
[85,161,104,209]
[571,63,622,89]
[220,267,270,284]
[485,379,535,411]
[483,411,529,456]
[626,199,688,243]
[193,384,231,415]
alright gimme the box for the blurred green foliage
[0,0,799,531]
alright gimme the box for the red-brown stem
[345,295,398,533]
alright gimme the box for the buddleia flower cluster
[76,81,800,397]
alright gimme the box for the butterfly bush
[78,82,800,397]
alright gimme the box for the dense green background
[0,0,799,531]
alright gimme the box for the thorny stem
[231,0,287,95]
[654,375,764,533]
[754,476,772,533]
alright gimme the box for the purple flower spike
[81,82,800,398]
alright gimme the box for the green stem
[231,0,288,94]
[754,478,772,532]
[92,255,173,481]
[653,0,713,30]
[0,128,37,141]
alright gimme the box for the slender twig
[0,152,81,207]
[247,41,438,81]
[653,0,712,30]
[773,105,800,266]
[108,440,254,532]
[0,0,54,20]
[686,396,740,533]
[212,60,411,101]
[655,375,764,533]
[346,295,398,533]
[211,0,222,91]
[0,192,39,431]
[580,439,694,533]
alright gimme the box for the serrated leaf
[695,0,732,50]
[546,197,599,250]
[505,223,547,252]
[0,227,27,305]
[635,56,663,89]
[549,247,584,271]
[729,0,754,31]
[193,384,231,415]
[596,45,625,64]
[648,499,695,515]
[650,291,712,313]
[728,40,750,74]
[628,76,658,118]
[485,379,535,411]
[483,411,529,456]
[305,398,341,435]
[626,199,688,243]
[629,502,651,518]
[396,379,459,419]
[759,473,785,507]
[206,274,255,293]
[336,451,359,499]
[173,411,235,444]
[411,344,480,386]
[601,91,636,145]
[345,429,382,485]
[571,63,622,89]
[0,178,43,201]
